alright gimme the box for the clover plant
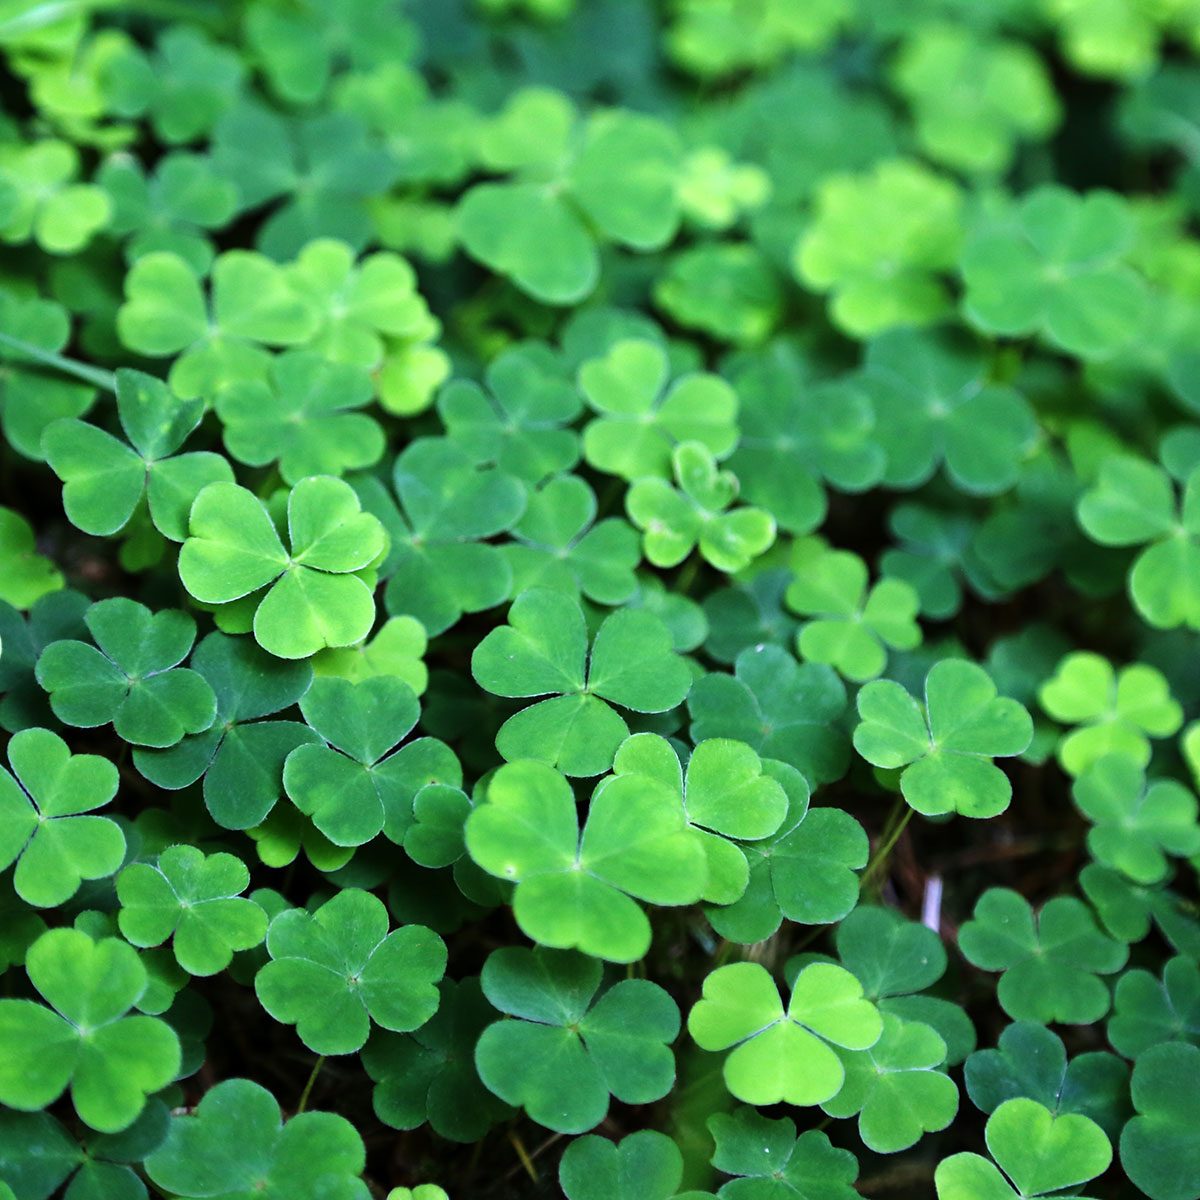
[3,4,1200,1197]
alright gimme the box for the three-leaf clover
[117,845,268,976]
[474,945,680,1133]
[0,728,124,908]
[0,928,180,1132]
[1038,651,1182,775]
[935,1098,1112,1200]
[688,961,882,1106]
[255,889,445,1055]
[178,476,386,660]
[786,539,921,682]
[0,507,62,609]
[36,598,217,747]
[1120,1042,1200,1200]
[465,759,706,962]
[145,1077,369,1200]
[471,588,692,777]
[558,1131,685,1200]
[626,442,777,573]
[1108,957,1200,1058]
[0,140,111,254]
[43,368,233,540]
[854,659,1033,818]
[959,889,1127,1023]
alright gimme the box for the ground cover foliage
[2,0,1200,1197]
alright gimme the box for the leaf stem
[296,1055,325,1113]
[507,1130,539,1183]
[861,806,914,891]
[0,330,117,392]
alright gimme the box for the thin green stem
[296,1055,325,1113]
[0,331,116,392]
[861,807,914,892]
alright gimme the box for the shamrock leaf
[465,759,706,962]
[559,1131,683,1200]
[0,507,61,608]
[313,616,427,692]
[627,442,777,573]
[471,588,692,777]
[1077,456,1200,629]
[283,674,449,846]
[437,343,582,483]
[935,1098,1112,1200]
[363,977,511,1143]
[0,928,180,1132]
[0,140,111,254]
[0,728,123,908]
[961,187,1148,359]
[701,569,797,664]
[966,1021,1130,1139]
[724,342,884,534]
[0,591,90,733]
[822,1012,958,1153]
[475,945,679,1133]
[380,437,526,636]
[860,329,1038,494]
[43,367,233,539]
[707,1107,860,1200]
[854,659,1033,818]
[36,598,216,748]
[689,961,882,1106]
[959,889,1127,1023]
[255,889,445,1055]
[132,633,319,830]
[145,1077,369,1200]
[880,503,981,620]
[1081,863,1200,956]
[117,844,267,976]
[178,476,386,660]
[505,474,641,606]
[1108,957,1200,1058]
[215,352,383,485]
[1120,1042,1200,1200]
[116,250,318,400]
[1038,651,1182,775]
[578,338,739,481]
[1072,755,1200,883]
[793,157,963,336]
[786,538,921,682]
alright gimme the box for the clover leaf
[935,1098,1112,1200]
[793,157,963,336]
[1072,755,1200,883]
[860,329,1038,494]
[215,352,383,485]
[117,844,267,976]
[255,888,445,1055]
[505,474,641,605]
[438,342,582,483]
[283,674,449,846]
[688,644,848,785]
[475,945,679,1133]
[786,538,921,682]
[465,759,706,962]
[36,598,216,748]
[0,928,180,1132]
[313,615,427,692]
[707,1108,860,1200]
[1077,456,1200,629]
[689,961,882,1106]
[471,588,691,777]
[822,1012,958,1153]
[0,591,90,733]
[1108,957,1200,1058]
[579,339,739,481]
[0,507,61,609]
[43,367,233,539]
[1120,1042,1200,1200]
[1038,651,1182,775]
[132,633,318,830]
[363,977,511,1143]
[959,889,1127,1023]
[0,140,111,254]
[627,442,777,573]
[559,1131,684,1200]
[966,1021,1130,1138]
[380,436,526,636]
[145,1077,369,1200]
[178,476,386,660]
[854,659,1033,818]
[961,187,1148,359]
[701,569,797,664]
[881,503,981,620]
[0,728,123,908]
